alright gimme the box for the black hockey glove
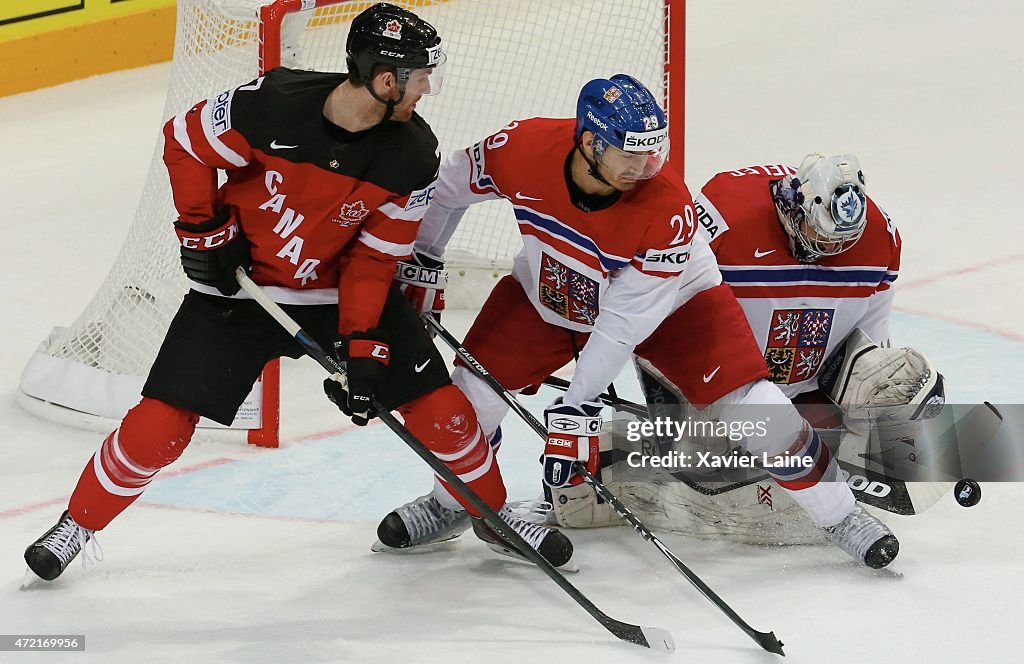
[323,329,391,426]
[174,206,252,296]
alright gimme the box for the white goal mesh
[19,0,678,442]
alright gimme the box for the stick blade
[605,620,675,652]
[640,626,676,653]
[753,630,785,656]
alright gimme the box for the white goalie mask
[772,153,868,262]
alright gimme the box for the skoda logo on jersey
[551,418,581,432]
[831,184,866,230]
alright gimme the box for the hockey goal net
[18,0,683,446]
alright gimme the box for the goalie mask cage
[18,0,684,447]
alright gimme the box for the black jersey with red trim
[162,67,440,334]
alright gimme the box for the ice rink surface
[1,1,1022,662]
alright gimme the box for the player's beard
[389,94,421,122]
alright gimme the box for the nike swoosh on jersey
[270,140,298,150]
[514,191,543,201]
[414,359,431,373]
[753,249,776,258]
[703,366,721,383]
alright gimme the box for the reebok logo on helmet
[586,111,609,131]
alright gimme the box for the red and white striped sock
[400,385,507,516]
[69,398,198,531]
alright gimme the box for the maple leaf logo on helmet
[383,19,402,40]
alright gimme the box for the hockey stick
[234,270,673,652]
[542,375,648,417]
[542,376,1000,516]
[424,314,785,656]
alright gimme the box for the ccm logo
[547,435,574,448]
[396,264,441,285]
[180,222,238,250]
[550,418,581,432]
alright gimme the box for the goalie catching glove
[543,399,603,488]
[323,329,390,426]
[394,252,446,323]
[173,205,251,296]
[818,328,945,433]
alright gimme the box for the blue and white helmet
[773,153,868,262]
[574,74,669,180]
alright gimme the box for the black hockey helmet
[346,3,445,93]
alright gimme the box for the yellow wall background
[0,0,177,97]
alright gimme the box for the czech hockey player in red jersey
[23,2,573,584]
[559,155,945,567]
[375,74,864,565]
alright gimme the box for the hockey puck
[954,479,981,507]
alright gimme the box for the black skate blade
[482,541,579,573]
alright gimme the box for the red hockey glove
[394,252,446,324]
[323,329,390,426]
[543,398,603,488]
[173,206,251,296]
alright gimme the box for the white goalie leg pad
[550,419,824,543]
[818,329,946,435]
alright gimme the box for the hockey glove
[323,329,390,426]
[174,206,252,296]
[394,252,446,324]
[543,398,603,488]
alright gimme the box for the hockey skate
[823,504,899,569]
[23,510,95,584]
[372,494,472,552]
[472,501,576,572]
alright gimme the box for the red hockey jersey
[163,68,440,334]
[695,164,901,396]
[417,117,703,403]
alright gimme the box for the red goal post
[17,0,684,448]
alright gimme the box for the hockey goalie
[549,154,952,557]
